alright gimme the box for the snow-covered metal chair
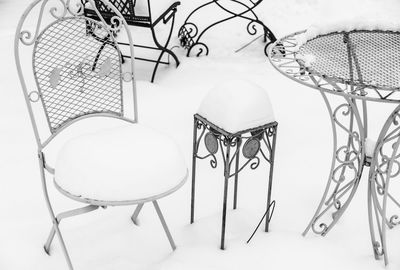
[191,80,278,249]
[14,1,187,269]
[83,0,181,82]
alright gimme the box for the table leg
[368,104,400,265]
[303,93,366,236]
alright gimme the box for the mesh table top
[268,30,400,103]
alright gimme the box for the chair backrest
[93,0,137,19]
[15,0,138,148]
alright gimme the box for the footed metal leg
[303,93,366,236]
[152,200,176,251]
[233,139,242,210]
[220,143,231,250]
[368,104,400,266]
[191,118,199,224]
[265,126,277,232]
[131,203,144,225]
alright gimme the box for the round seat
[54,124,188,205]
[197,80,275,133]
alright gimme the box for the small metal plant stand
[178,0,277,57]
[83,0,181,82]
[191,114,277,249]
[268,28,400,265]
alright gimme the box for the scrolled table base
[303,93,366,236]
[368,104,400,265]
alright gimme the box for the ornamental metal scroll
[178,0,277,57]
[15,0,138,139]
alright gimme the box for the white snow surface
[55,123,188,203]
[197,80,275,133]
[2,0,400,269]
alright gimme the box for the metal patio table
[268,29,400,265]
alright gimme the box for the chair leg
[131,203,144,225]
[44,226,56,255]
[149,15,180,82]
[220,144,231,250]
[38,153,74,270]
[152,200,176,251]
[265,126,277,232]
[44,205,100,254]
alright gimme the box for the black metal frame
[178,0,277,57]
[83,0,181,82]
[191,114,278,249]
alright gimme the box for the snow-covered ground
[1,0,400,269]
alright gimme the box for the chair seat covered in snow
[55,124,187,205]
[191,80,278,249]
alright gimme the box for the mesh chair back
[33,17,123,132]
[16,0,138,147]
[94,0,137,19]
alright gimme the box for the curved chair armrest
[152,1,180,26]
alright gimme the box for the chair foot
[131,203,144,226]
[43,245,50,256]
[152,200,176,251]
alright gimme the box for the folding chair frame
[15,1,182,269]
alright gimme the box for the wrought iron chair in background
[83,0,181,82]
[191,80,278,249]
[15,1,187,269]
[179,0,277,57]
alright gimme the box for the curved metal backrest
[33,17,123,132]
[15,0,138,149]
[93,0,137,19]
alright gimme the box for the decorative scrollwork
[205,132,219,155]
[29,91,40,102]
[179,0,276,57]
[187,43,209,57]
[66,0,84,16]
[246,20,261,36]
[19,0,85,46]
[268,30,400,103]
[194,116,277,178]
[308,100,364,236]
[50,0,68,19]
[310,221,328,235]
[243,138,261,159]
[389,215,400,226]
